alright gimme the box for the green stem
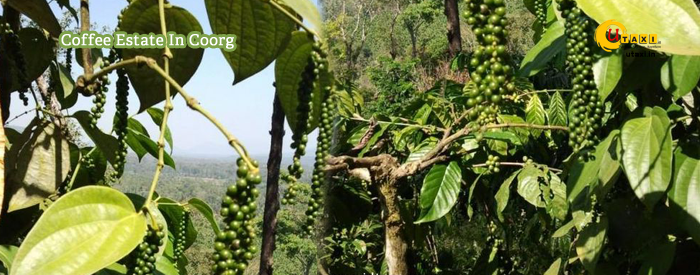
[145,0,174,207]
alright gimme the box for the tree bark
[259,94,286,275]
[80,0,93,76]
[444,0,462,58]
[378,179,410,275]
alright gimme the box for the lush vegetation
[0,0,700,275]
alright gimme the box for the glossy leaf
[415,162,462,223]
[547,92,567,127]
[9,28,54,92]
[11,186,147,275]
[576,0,700,55]
[660,54,700,98]
[668,145,700,243]
[275,31,325,134]
[495,170,521,221]
[3,0,61,38]
[518,20,565,77]
[0,116,5,219]
[73,111,120,165]
[121,0,204,112]
[593,50,623,101]
[6,122,71,212]
[188,198,220,235]
[621,107,673,208]
[146,108,173,152]
[205,0,295,84]
[526,95,546,136]
[575,216,608,273]
[517,164,545,207]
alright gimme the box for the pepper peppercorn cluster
[125,223,165,275]
[304,91,334,234]
[212,158,261,275]
[557,0,603,159]
[463,0,516,126]
[1,22,29,106]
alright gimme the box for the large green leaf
[621,107,673,208]
[275,31,325,134]
[544,258,562,275]
[547,92,567,127]
[188,198,220,235]
[575,216,608,273]
[6,121,71,212]
[593,50,623,101]
[518,20,565,77]
[3,0,61,38]
[73,111,119,165]
[120,0,204,112]
[415,162,462,223]
[495,170,521,221]
[526,95,546,136]
[576,0,700,55]
[281,0,323,35]
[668,145,700,244]
[660,54,700,98]
[9,28,54,92]
[517,164,545,208]
[11,186,147,275]
[205,0,295,84]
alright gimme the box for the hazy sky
[5,0,322,159]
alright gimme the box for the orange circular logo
[595,20,627,52]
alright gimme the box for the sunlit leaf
[11,186,147,275]
[621,107,673,209]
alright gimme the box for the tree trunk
[258,94,286,275]
[444,0,462,58]
[377,179,410,275]
[408,25,418,58]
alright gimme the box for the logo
[594,20,659,52]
